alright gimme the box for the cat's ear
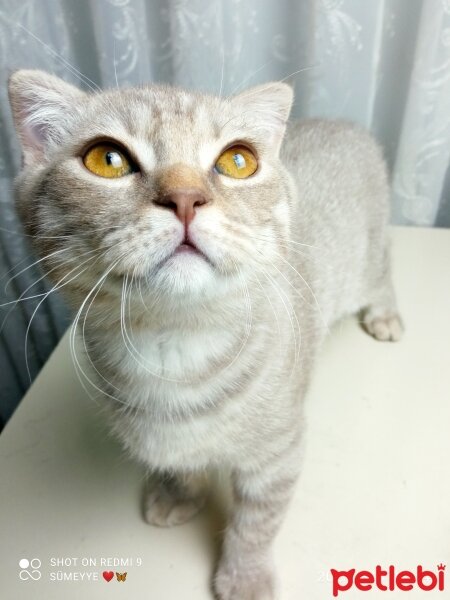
[231,82,293,152]
[8,69,86,166]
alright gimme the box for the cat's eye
[214,145,258,179]
[82,143,136,178]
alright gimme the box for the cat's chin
[149,250,221,299]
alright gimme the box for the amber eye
[82,143,136,178]
[214,145,258,179]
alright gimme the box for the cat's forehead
[86,85,225,158]
[136,85,220,127]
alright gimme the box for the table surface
[1,226,449,600]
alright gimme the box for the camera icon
[19,558,42,581]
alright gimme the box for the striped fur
[9,71,402,599]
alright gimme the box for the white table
[1,227,449,600]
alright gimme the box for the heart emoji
[103,571,114,582]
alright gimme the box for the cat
[8,70,402,600]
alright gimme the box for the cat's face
[9,71,294,306]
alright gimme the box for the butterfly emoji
[116,572,127,582]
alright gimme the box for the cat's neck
[82,280,256,335]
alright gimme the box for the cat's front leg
[214,438,301,600]
[143,469,209,527]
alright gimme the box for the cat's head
[8,70,294,309]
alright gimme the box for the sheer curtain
[0,0,449,423]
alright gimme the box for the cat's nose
[155,189,208,227]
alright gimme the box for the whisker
[222,199,302,374]
[118,262,254,386]
[257,265,302,373]
[226,59,276,98]
[113,40,119,89]
[1,248,66,292]
[278,65,320,84]
[79,261,122,395]
[119,273,182,383]
[254,247,311,306]
[137,269,148,310]
[218,37,225,98]
[226,61,318,99]
[0,248,99,309]
[122,273,202,384]
[252,270,281,342]
[273,242,329,266]
[236,229,323,251]
[0,247,99,334]
[69,255,128,405]
[23,251,101,382]
[4,246,95,292]
[275,250,330,334]
[11,21,101,92]
[217,258,253,376]
[0,223,125,240]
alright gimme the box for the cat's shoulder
[282,118,384,165]
[285,118,379,147]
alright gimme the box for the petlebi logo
[331,564,446,597]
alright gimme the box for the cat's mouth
[146,236,215,277]
[174,241,200,255]
[172,238,211,264]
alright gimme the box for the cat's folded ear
[8,69,86,166]
[231,82,293,152]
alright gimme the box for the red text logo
[331,564,446,597]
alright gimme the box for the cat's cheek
[271,200,291,239]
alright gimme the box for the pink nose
[155,189,208,227]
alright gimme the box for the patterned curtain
[0,0,449,424]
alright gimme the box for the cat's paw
[143,472,208,527]
[363,313,403,342]
[143,487,206,527]
[214,563,276,600]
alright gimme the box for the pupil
[233,153,246,169]
[105,151,122,168]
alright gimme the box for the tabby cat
[8,70,402,599]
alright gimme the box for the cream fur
[9,70,402,600]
